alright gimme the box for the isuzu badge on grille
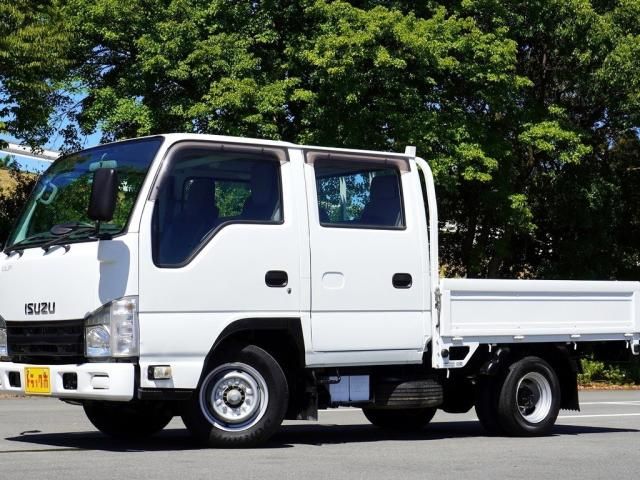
[24,302,56,315]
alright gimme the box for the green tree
[0,0,72,148]
[0,163,37,245]
[57,0,530,277]
[2,0,639,280]
[458,0,640,279]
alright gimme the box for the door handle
[265,270,288,287]
[392,273,412,289]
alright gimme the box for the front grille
[6,320,84,364]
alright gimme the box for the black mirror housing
[88,168,118,222]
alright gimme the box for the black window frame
[150,140,286,268]
[312,158,407,231]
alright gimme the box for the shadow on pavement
[4,421,638,452]
[272,421,639,446]
[3,428,205,453]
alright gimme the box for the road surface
[0,390,638,479]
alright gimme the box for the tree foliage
[1,0,639,280]
[0,163,37,245]
[0,0,71,148]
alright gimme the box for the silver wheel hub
[225,388,244,406]
[199,363,269,432]
[516,372,552,424]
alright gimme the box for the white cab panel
[440,278,640,337]
[138,221,300,312]
[0,236,139,321]
[137,311,302,389]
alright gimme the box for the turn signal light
[148,365,172,380]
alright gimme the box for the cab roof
[157,133,416,160]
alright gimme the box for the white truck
[0,134,638,447]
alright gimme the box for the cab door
[136,141,302,388]
[305,152,430,361]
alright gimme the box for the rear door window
[314,160,405,229]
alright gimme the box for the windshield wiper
[49,221,96,236]
[5,222,116,255]
[4,232,55,255]
[41,222,97,252]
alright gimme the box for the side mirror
[88,168,118,222]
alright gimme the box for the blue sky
[1,130,102,173]
[1,88,103,173]
[2,151,51,173]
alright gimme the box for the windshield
[6,137,163,250]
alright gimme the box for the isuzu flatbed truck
[0,134,638,446]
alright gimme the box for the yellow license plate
[24,367,51,395]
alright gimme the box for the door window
[314,160,405,229]
[152,146,283,266]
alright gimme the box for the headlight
[0,316,7,357]
[85,296,139,358]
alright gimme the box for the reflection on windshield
[6,137,163,251]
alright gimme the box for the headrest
[369,175,399,202]
[250,162,278,205]
[184,178,215,210]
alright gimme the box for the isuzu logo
[25,302,56,315]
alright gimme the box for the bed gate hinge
[434,287,442,329]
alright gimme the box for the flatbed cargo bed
[440,279,640,341]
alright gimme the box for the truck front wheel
[362,407,437,431]
[497,356,561,436]
[83,401,173,439]
[182,344,288,448]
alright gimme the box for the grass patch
[0,168,16,191]
[579,357,640,386]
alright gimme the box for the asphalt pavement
[0,390,639,480]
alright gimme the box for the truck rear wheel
[182,344,288,448]
[83,401,173,439]
[497,356,561,436]
[362,407,437,431]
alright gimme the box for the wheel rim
[515,371,552,424]
[199,363,269,432]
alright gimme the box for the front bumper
[0,362,135,401]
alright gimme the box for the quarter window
[314,161,405,228]
[153,145,283,266]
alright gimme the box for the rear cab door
[304,151,431,366]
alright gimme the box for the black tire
[475,376,504,435]
[362,407,437,431]
[182,344,288,448]
[83,401,173,439]
[496,356,561,436]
